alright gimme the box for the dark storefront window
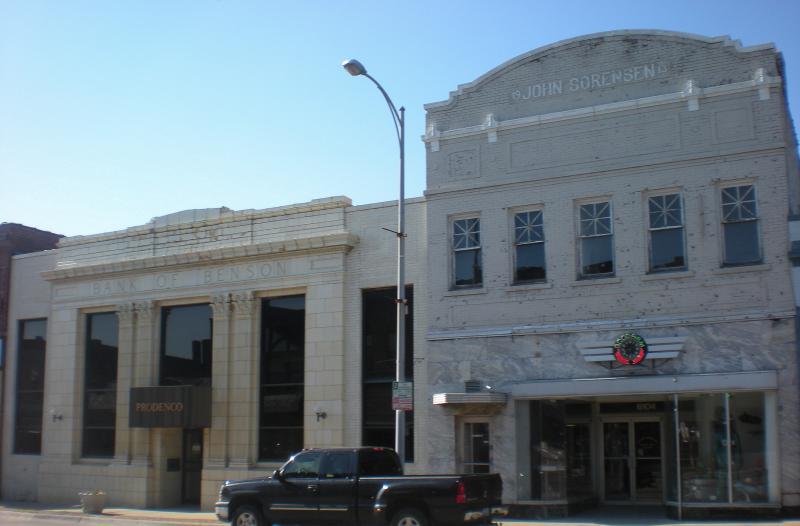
[362,287,414,462]
[530,400,566,500]
[82,312,118,458]
[675,392,768,504]
[259,295,305,461]
[160,304,212,386]
[14,319,47,454]
[529,400,593,501]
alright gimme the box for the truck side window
[321,451,354,479]
[283,451,322,479]
[358,449,402,476]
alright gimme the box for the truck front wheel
[231,504,264,526]
[391,507,429,526]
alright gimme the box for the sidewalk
[0,501,218,525]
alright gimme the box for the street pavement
[1,501,799,526]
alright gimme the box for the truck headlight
[218,483,230,501]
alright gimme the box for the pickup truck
[215,447,507,526]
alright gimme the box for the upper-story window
[452,217,482,287]
[578,201,614,277]
[160,304,212,386]
[82,312,118,458]
[14,319,47,454]
[260,295,305,462]
[648,193,686,272]
[721,184,761,266]
[513,210,546,283]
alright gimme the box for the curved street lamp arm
[363,72,403,146]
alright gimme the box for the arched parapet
[423,30,781,150]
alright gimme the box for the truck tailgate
[461,474,502,505]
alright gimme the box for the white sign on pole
[392,381,413,411]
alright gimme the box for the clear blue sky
[2,0,799,237]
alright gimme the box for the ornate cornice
[57,197,352,248]
[42,232,359,281]
[423,72,781,151]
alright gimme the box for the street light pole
[342,59,407,463]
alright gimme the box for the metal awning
[432,391,508,415]
[510,370,777,399]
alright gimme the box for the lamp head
[342,59,366,77]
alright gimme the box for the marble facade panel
[428,318,799,505]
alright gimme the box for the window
[675,392,768,503]
[578,201,614,277]
[358,448,402,476]
[82,312,118,458]
[260,295,305,461]
[320,451,355,479]
[513,210,546,282]
[160,304,212,386]
[648,193,686,272]
[362,287,414,462]
[452,217,482,287]
[14,319,46,454]
[721,184,761,265]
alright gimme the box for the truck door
[316,451,357,522]
[268,450,322,523]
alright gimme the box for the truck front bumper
[214,502,229,522]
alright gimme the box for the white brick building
[2,30,798,519]
[423,31,799,518]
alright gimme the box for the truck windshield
[282,451,322,478]
[358,449,402,476]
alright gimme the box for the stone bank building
[3,31,800,518]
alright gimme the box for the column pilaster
[229,291,257,468]
[112,303,136,465]
[131,300,154,466]
[207,293,231,468]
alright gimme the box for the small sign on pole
[392,381,413,411]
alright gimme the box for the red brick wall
[0,224,62,338]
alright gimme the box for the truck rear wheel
[391,507,428,526]
[232,504,264,526]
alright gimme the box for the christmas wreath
[613,332,648,365]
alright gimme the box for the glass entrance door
[461,422,490,474]
[603,420,663,503]
[182,429,203,505]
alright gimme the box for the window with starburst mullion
[649,194,683,229]
[514,211,543,245]
[454,218,480,250]
[579,202,612,237]
[722,185,758,222]
[720,184,760,266]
